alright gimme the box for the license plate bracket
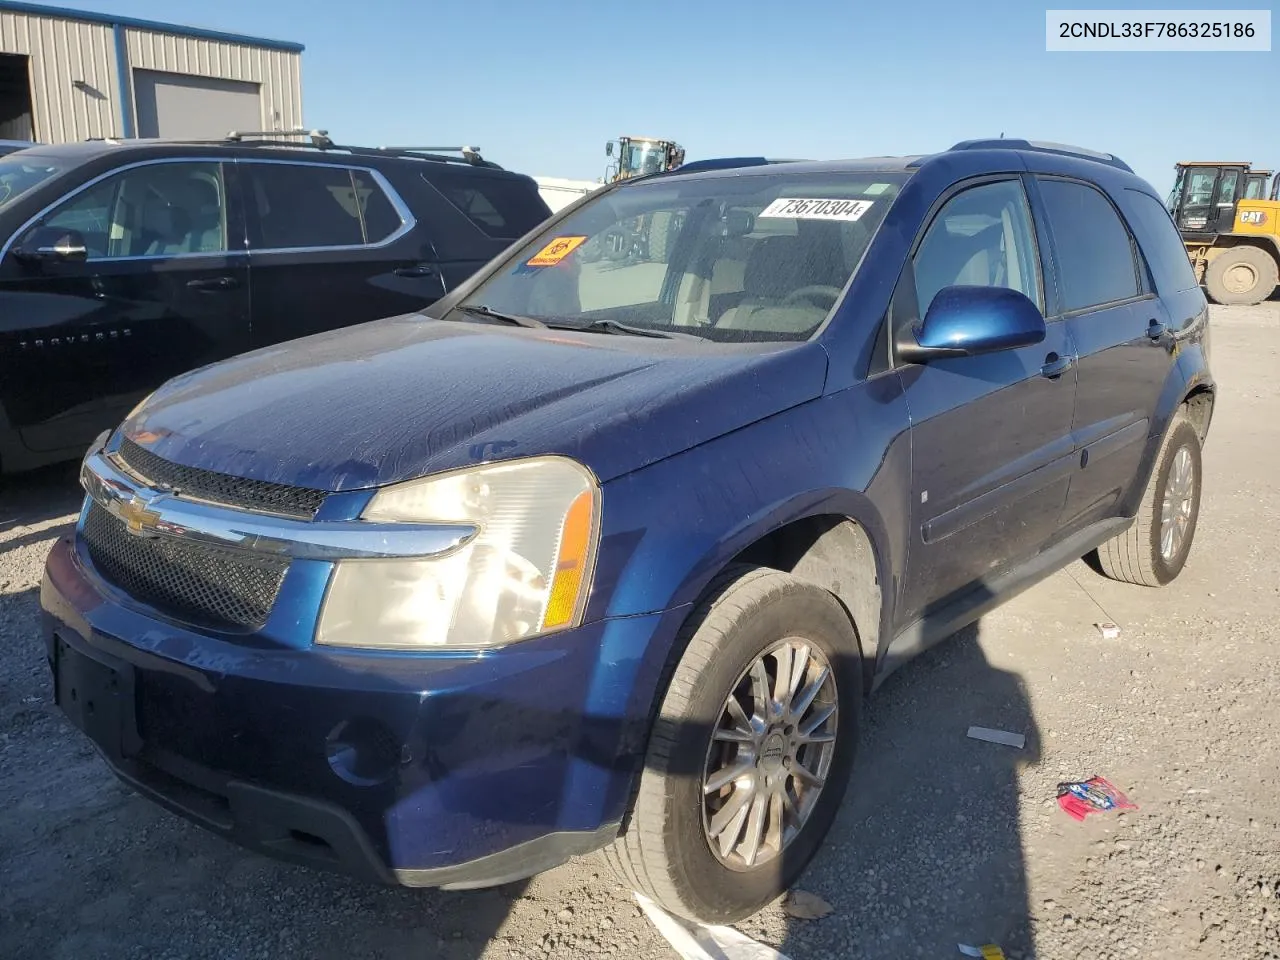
[54,635,141,759]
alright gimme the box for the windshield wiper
[453,304,547,329]
[551,319,705,342]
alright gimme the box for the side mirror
[14,226,88,263]
[605,141,614,157]
[897,284,1046,363]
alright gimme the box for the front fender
[584,379,912,661]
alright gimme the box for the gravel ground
[2,302,1278,960]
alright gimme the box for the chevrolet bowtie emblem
[118,495,164,536]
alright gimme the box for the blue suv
[41,139,1214,924]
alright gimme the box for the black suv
[0,133,551,474]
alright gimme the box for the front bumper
[41,533,684,888]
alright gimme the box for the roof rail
[374,145,485,164]
[226,128,333,147]
[947,138,1134,173]
[225,132,498,167]
[85,130,504,169]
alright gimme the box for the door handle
[1147,319,1168,341]
[1040,353,1074,379]
[394,264,437,278]
[186,276,239,291]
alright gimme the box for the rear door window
[245,163,404,250]
[1036,178,1141,312]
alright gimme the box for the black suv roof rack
[223,129,503,168]
[946,138,1134,173]
[85,129,504,169]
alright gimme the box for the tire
[1091,411,1203,586]
[603,565,862,924]
[646,211,673,262]
[1203,245,1279,306]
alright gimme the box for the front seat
[716,235,838,335]
[136,176,223,256]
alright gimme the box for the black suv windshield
[0,155,66,211]
[458,170,906,343]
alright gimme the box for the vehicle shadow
[776,620,1041,960]
[0,460,82,536]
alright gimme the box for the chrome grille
[116,438,327,519]
[81,503,289,630]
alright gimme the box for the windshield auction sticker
[527,236,588,266]
[759,198,875,221]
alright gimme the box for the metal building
[0,1,303,144]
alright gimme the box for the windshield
[1166,167,1186,213]
[0,155,65,211]
[621,142,668,178]
[457,170,905,343]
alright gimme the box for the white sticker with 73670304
[758,197,875,221]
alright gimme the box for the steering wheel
[781,285,843,308]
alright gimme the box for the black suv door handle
[187,276,239,291]
[1147,319,1168,341]
[1040,353,1074,379]
[394,264,437,279]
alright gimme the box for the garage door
[133,70,262,139]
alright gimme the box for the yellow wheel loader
[1168,161,1279,305]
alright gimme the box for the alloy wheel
[1160,445,1196,562]
[701,638,839,870]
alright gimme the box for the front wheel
[1203,245,1279,306]
[603,566,862,924]
[1090,411,1203,586]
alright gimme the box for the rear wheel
[1090,411,1202,586]
[603,566,862,924]
[1204,245,1278,306]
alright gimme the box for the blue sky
[42,0,1278,193]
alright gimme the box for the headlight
[315,457,600,651]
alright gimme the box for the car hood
[121,315,830,491]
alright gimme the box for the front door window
[26,161,228,259]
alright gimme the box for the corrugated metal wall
[125,29,302,133]
[0,9,302,143]
[0,10,119,141]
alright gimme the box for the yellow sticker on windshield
[527,235,588,266]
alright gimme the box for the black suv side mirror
[14,226,89,264]
[897,284,1046,363]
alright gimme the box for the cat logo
[1239,210,1268,226]
[117,495,164,536]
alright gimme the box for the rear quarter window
[424,170,550,239]
[1122,189,1200,294]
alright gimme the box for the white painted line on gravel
[634,893,793,960]
[966,726,1026,749]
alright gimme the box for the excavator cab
[1167,161,1254,237]
[606,136,686,182]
